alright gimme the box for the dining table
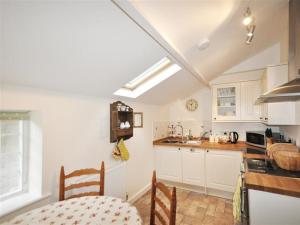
[3,196,142,225]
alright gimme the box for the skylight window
[114,57,181,98]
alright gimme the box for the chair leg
[170,187,177,225]
[100,161,105,196]
[59,166,65,201]
[150,171,156,225]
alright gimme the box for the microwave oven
[246,131,266,148]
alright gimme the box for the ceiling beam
[111,0,209,87]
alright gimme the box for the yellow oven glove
[118,139,130,161]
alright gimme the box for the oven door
[241,174,249,225]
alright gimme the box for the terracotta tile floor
[133,189,234,225]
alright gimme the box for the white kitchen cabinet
[212,83,241,121]
[212,81,262,122]
[205,150,242,192]
[155,147,242,193]
[240,80,262,121]
[212,64,300,124]
[182,148,205,186]
[155,146,182,182]
[261,64,300,125]
[249,189,300,225]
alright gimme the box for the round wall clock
[186,99,198,111]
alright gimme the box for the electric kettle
[229,132,239,144]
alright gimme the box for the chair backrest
[59,161,105,201]
[150,171,177,225]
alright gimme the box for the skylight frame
[123,57,172,90]
[114,57,181,98]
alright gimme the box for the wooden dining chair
[59,161,105,201]
[150,171,177,225]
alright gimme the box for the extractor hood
[256,0,300,103]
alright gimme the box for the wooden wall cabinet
[110,101,133,143]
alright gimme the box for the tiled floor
[133,189,234,225]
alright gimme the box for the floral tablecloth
[3,196,142,225]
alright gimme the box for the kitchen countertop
[153,137,251,151]
[244,154,300,198]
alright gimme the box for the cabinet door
[267,103,296,125]
[182,148,205,186]
[206,150,242,192]
[260,71,269,123]
[264,64,297,125]
[212,83,241,121]
[155,146,182,182]
[241,80,262,121]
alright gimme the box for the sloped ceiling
[131,0,289,81]
[0,0,289,105]
[0,0,201,104]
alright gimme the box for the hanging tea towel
[118,139,130,161]
[233,175,242,222]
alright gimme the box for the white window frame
[0,120,30,201]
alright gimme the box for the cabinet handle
[207,150,209,153]
[178,148,181,151]
[265,117,268,120]
[190,148,195,152]
[213,117,216,120]
[259,117,263,119]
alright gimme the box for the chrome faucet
[175,123,184,143]
[200,131,208,140]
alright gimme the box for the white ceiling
[131,0,289,81]
[0,0,289,105]
[0,0,202,104]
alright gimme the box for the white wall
[167,88,212,123]
[211,69,263,85]
[0,85,167,219]
[157,88,212,137]
[224,43,281,74]
[280,125,300,147]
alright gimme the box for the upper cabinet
[212,83,241,121]
[212,64,300,124]
[212,81,261,122]
[241,80,262,121]
[261,64,300,125]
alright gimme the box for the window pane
[0,120,23,198]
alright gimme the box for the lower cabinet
[182,148,205,186]
[155,146,242,193]
[248,189,300,225]
[155,146,182,182]
[206,150,242,192]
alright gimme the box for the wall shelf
[110,101,133,143]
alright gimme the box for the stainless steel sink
[161,140,180,144]
[161,140,202,144]
[185,140,202,144]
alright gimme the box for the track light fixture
[243,8,254,26]
[243,7,256,44]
